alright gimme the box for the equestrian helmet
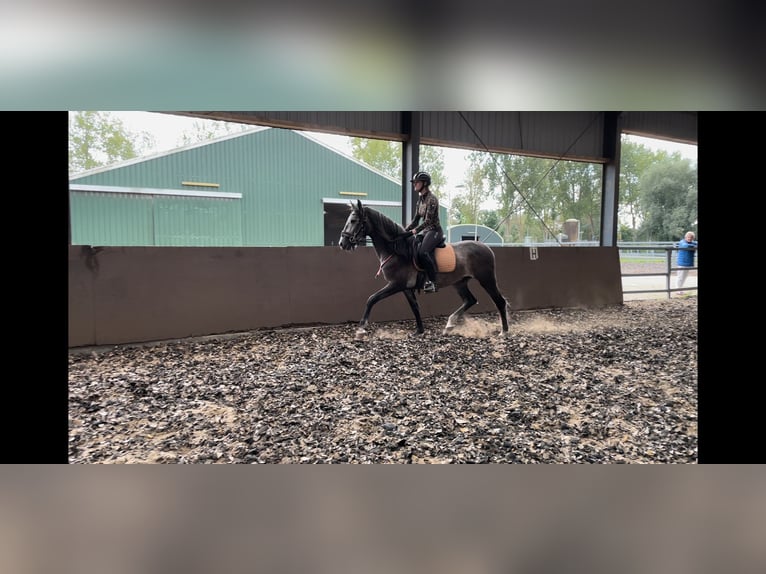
[410,171,431,186]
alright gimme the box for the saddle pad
[434,244,456,273]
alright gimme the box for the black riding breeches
[418,229,443,255]
[417,230,443,283]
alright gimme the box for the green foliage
[546,161,602,241]
[453,162,490,224]
[638,156,697,241]
[449,140,696,244]
[457,150,602,242]
[449,194,470,224]
[349,138,445,189]
[618,223,638,242]
[350,138,400,179]
[420,146,446,192]
[619,140,656,230]
[178,119,249,146]
[480,209,501,230]
[620,140,698,241]
[69,111,155,174]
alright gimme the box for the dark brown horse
[339,200,510,338]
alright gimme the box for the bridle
[341,210,367,247]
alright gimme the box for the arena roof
[172,111,696,164]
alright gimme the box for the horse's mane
[363,207,405,239]
[360,206,413,258]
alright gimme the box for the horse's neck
[368,228,413,261]
[364,210,410,258]
[368,231,393,258]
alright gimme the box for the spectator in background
[675,231,697,294]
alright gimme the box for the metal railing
[461,241,697,299]
[620,246,698,299]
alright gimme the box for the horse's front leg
[356,282,403,339]
[402,288,424,335]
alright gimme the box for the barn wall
[69,129,403,247]
[68,245,623,347]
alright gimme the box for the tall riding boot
[421,252,439,293]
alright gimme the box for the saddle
[412,240,456,273]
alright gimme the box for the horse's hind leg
[444,278,478,334]
[477,275,510,333]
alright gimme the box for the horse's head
[339,200,366,251]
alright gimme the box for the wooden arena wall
[68,245,623,347]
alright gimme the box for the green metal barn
[69,127,411,247]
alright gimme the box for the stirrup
[423,281,438,293]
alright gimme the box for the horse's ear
[357,199,363,213]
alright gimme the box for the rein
[375,254,394,277]
[344,206,403,278]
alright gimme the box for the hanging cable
[457,111,603,245]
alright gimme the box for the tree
[449,194,473,225]
[547,160,602,241]
[467,150,599,242]
[460,163,488,224]
[619,139,666,232]
[179,119,250,146]
[349,139,446,191]
[350,138,400,179]
[420,146,446,192]
[639,156,697,241]
[69,111,155,174]
[479,209,501,231]
[618,223,638,242]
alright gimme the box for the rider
[405,171,444,293]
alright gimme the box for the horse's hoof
[442,326,454,335]
[355,329,366,340]
[409,330,425,338]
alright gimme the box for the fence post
[666,248,673,299]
